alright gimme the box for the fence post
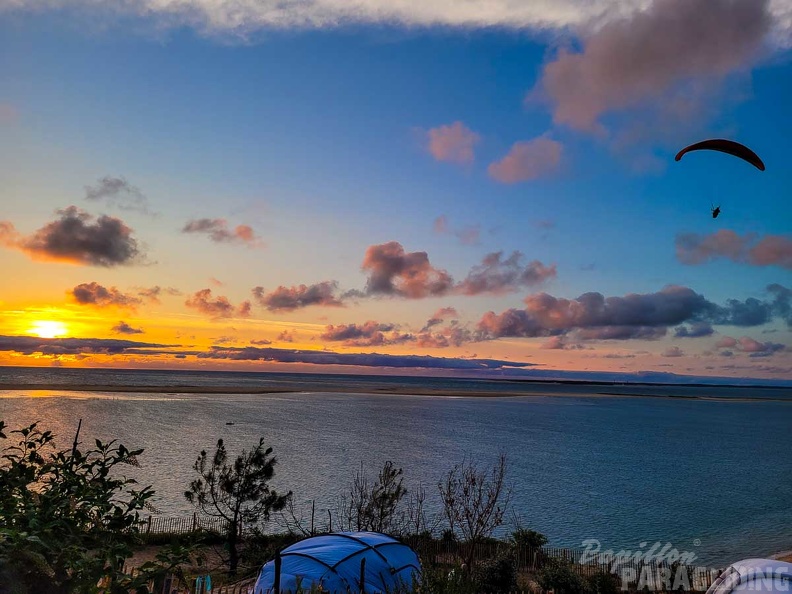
[193,513,198,531]
[360,557,366,594]
[274,550,282,594]
[147,515,152,534]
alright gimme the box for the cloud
[716,336,738,349]
[768,283,792,325]
[717,335,786,356]
[0,335,168,356]
[422,307,459,331]
[85,176,153,215]
[674,322,714,338]
[112,321,144,335]
[197,345,533,371]
[425,122,480,164]
[362,241,453,299]
[488,137,562,183]
[137,286,181,304]
[251,338,273,345]
[276,331,294,343]
[182,218,263,248]
[433,216,480,246]
[663,346,685,357]
[532,0,773,133]
[185,289,252,319]
[415,325,473,348]
[457,251,556,295]
[0,207,143,266]
[0,1,659,37]
[71,282,143,309]
[478,285,713,340]
[676,230,792,269]
[252,281,344,312]
[321,321,412,347]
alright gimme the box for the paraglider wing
[675,139,765,171]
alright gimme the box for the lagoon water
[1,367,791,566]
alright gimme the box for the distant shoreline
[1,382,790,402]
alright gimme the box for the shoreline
[0,383,790,402]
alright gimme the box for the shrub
[511,528,548,550]
[472,552,517,594]
[537,559,591,594]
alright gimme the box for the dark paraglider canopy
[675,139,765,171]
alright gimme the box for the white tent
[707,559,791,594]
[254,532,421,594]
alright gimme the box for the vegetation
[438,451,512,566]
[0,420,193,594]
[1,419,633,594]
[184,437,292,576]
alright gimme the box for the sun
[29,320,69,339]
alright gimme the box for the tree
[185,438,291,576]
[0,420,190,594]
[438,452,512,566]
[337,461,407,534]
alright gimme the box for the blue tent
[254,532,421,594]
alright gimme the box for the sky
[0,0,790,382]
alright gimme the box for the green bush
[586,570,620,594]
[537,559,591,594]
[472,552,517,594]
[511,528,548,549]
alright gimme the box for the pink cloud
[425,121,480,164]
[676,230,792,269]
[185,289,251,319]
[532,0,771,133]
[457,251,556,295]
[488,137,562,183]
[252,281,344,312]
[321,321,412,347]
[433,215,480,245]
[362,241,453,299]
[182,218,264,248]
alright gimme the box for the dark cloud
[182,218,263,248]
[415,325,473,348]
[768,284,792,325]
[676,230,792,269]
[533,0,771,133]
[71,282,143,309]
[137,286,181,304]
[197,345,533,371]
[112,321,144,335]
[252,281,344,312]
[422,307,459,331]
[0,206,142,266]
[457,251,556,296]
[321,321,412,347]
[185,289,252,319]
[276,330,295,343]
[710,297,773,327]
[362,241,453,298]
[0,335,168,356]
[674,322,714,338]
[478,286,711,340]
[85,176,153,215]
[663,346,685,358]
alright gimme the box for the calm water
[1,367,791,566]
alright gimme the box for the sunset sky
[0,0,790,381]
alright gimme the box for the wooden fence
[137,513,230,536]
